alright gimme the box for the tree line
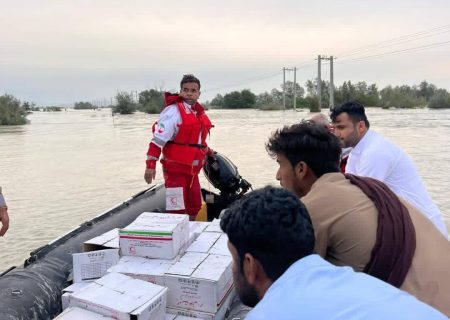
[2,80,450,124]
[206,80,450,111]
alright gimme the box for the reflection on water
[0,108,449,272]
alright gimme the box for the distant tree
[43,106,62,112]
[417,81,437,101]
[379,85,426,108]
[222,90,256,109]
[22,101,36,112]
[114,91,137,114]
[210,94,224,107]
[138,89,163,114]
[74,101,95,110]
[0,94,28,125]
[281,81,305,99]
[428,89,450,109]
[240,89,256,108]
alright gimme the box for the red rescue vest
[161,93,213,173]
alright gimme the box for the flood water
[1,108,449,272]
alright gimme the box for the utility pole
[329,56,335,109]
[317,55,322,111]
[282,67,297,110]
[293,67,297,110]
[316,55,336,111]
[282,67,286,110]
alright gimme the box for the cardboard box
[166,288,235,320]
[207,234,230,257]
[203,219,222,233]
[185,232,221,254]
[69,272,167,320]
[72,249,120,283]
[83,229,119,252]
[54,307,114,319]
[165,252,233,313]
[61,282,91,310]
[188,221,210,239]
[119,212,189,259]
[107,256,177,286]
[165,314,198,320]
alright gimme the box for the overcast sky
[1,0,449,105]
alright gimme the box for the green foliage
[223,89,256,109]
[428,89,450,109]
[0,94,28,125]
[74,101,95,110]
[334,81,380,107]
[114,91,137,114]
[43,106,62,112]
[379,85,426,108]
[138,89,163,114]
[210,94,224,108]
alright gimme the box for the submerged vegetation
[2,80,450,122]
[206,80,450,110]
[0,94,28,125]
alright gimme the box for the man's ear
[295,161,308,180]
[357,120,366,135]
[242,253,260,285]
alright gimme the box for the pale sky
[1,0,449,106]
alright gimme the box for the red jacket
[146,93,213,173]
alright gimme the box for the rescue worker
[144,74,214,221]
[0,186,9,236]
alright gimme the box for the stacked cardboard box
[68,272,167,320]
[119,212,189,259]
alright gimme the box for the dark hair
[266,121,341,177]
[180,74,201,90]
[220,186,315,281]
[330,101,370,128]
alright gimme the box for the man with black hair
[220,186,447,319]
[330,101,447,236]
[266,122,450,316]
[144,74,214,221]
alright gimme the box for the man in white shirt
[219,186,447,320]
[330,101,448,236]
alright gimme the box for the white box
[208,234,230,257]
[107,256,177,286]
[119,212,189,259]
[54,307,114,319]
[186,232,221,254]
[73,249,120,283]
[166,288,236,320]
[203,219,222,233]
[61,282,91,310]
[189,221,210,239]
[165,253,233,313]
[69,272,167,320]
[83,229,119,252]
[165,314,198,320]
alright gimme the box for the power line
[338,24,450,58]
[340,40,450,63]
[202,70,281,93]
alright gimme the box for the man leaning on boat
[220,186,448,319]
[266,121,450,316]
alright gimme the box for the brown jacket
[301,173,450,316]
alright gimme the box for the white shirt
[346,129,448,237]
[246,255,447,320]
[151,102,201,148]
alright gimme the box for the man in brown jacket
[266,121,450,316]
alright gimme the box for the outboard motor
[202,152,252,220]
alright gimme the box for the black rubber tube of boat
[0,185,166,320]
